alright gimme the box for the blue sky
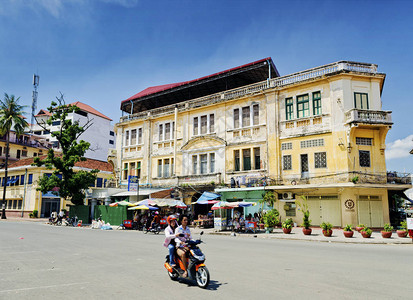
[0,0,412,172]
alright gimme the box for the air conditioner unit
[282,192,294,200]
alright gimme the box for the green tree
[0,93,28,219]
[33,94,98,206]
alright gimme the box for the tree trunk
[1,132,9,219]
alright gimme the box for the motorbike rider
[175,215,192,278]
[163,215,179,267]
[150,211,161,229]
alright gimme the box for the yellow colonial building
[114,58,411,228]
[1,156,114,218]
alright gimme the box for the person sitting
[175,215,192,278]
[239,214,245,230]
[163,215,178,267]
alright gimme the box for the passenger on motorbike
[150,211,161,229]
[175,215,192,278]
[163,215,178,267]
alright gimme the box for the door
[307,199,321,225]
[358,200,383,227]
[300,154,309,179]
[320,200,341,226]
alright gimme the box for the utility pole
[31,74,40,132]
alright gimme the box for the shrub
[282,218,293,229]
[357,223,366,228]
[343,224,353,232]
[262,209,279,228]
[383,223,393,232]
[32,210,38,218]
[400,221,407,231]
[297,196,311,229]
[321,222,333,231]
[361,227,372,235]
[351,176,359,183]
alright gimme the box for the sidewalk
[190,226,413,244]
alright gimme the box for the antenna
[31,74,40,132]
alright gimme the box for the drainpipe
[147,113,152,186]
[21,168,28,218]
[173,105,178,176]
[130,100,134,118]
[119,126,124,187]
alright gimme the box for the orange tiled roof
[70,101,112,121]
[6,155,113,172]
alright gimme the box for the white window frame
[158,121,175,142]
[233,103,260,129]
[190,152,216,175]
[124,127,143,146]
[193,113,215,136]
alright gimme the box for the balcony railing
[345,109,393,125]
[177,173,221,186]
[120,61,379,123]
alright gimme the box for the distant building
[0,130,53,167]
[31,102,115,162]
[0,156,114,218]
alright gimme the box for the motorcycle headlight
[190,250,205,261]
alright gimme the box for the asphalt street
[1,221,412,300]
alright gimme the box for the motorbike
[164,231,210,289]
[64,216,78,227]
[143,223,161,234]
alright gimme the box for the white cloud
[386,134,413,160]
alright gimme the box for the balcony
[279,115,331,138]
[177,173,221,186]
[345,109,392,126]
[119,61,379,124]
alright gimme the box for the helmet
[167,215,177,225]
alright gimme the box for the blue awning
[195,192,221,204]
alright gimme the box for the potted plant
[343,224,354,238]
[361,227,372,238]
[297,196,311,235]
[397,221,408,238]
[282,218,293,234]
[321,222,333,237]
[262,209,279,233]
[355,224,365,232]
[381,223,393,238]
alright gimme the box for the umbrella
[227,201,256,208]
[135,199,156,206]
[110,200,134,207]
[211,201,232,210]
[128,205,159,211]
[193,192,221,204]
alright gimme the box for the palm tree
[0,93,28,219]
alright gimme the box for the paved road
[1,221,413,300]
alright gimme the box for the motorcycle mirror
[200,231,204,236]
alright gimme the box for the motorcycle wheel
[143,227,148,234]
[57,220,62,226]
[155,227,161,234]
[167,270,178,281]
[196,266,210,289]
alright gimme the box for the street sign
[128,176,139,192]
[406,218,413,230]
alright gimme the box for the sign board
[128,176,139,192]
[406,218,413,230]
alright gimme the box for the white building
[32,102,115,162]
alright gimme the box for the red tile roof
[34,109,52,117]
[123,57,273,104]
[6,155,114,173]
[70,101,112,121]
[35,103,112,121]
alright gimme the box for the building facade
[32,102,115,162]
[0,156,114,218]
[115,59,411,227]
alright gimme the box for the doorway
[300,154,309,179]
[41,198,61,218]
